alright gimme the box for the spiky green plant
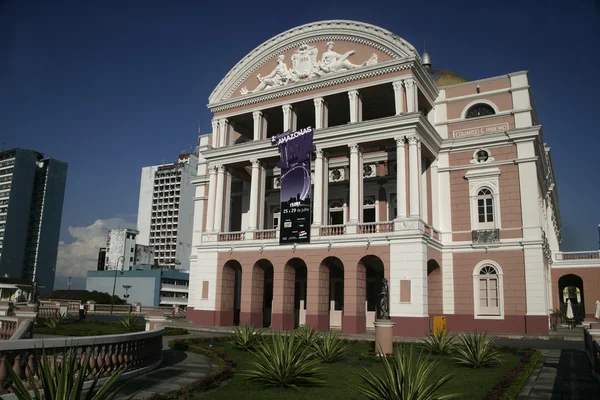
[243,332,324,389]
[294,325,319,347]
[452,332,502,369]
[312,331,350,363]
[118,314,143,332]
[421,329,455,356]
[7,346,132,400]
[43,315,67,329]
[355,345,459,400]
[230,324,263,351]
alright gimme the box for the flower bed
[484,348,542,400]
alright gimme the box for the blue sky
[2,0,600,255]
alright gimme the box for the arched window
[477,265,500,316]
[477,188,494,227]
[466,103,496,119]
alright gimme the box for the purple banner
[271,127,315,244]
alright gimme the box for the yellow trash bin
[432,316,447,335]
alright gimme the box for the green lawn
[198,341,522,400]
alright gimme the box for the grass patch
[185,339,522,400]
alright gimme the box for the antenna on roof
[421,40,432,69]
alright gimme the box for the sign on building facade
[271,127,316,244]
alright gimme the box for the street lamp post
[597,224,600,250]
[110,256,124,315]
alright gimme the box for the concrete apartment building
[0,148,67,295]
[101,228,154,271]
[136,153,197,270]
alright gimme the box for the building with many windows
[186,20,565,336]
[101,228,154,271]
[0,149,67,295]
[136,153,197,270]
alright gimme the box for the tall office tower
[0,149,68,295]
[137,153,197,270]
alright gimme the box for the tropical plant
[312,331,350,363]
[355,344,458,400]
[294,325,319,347]
[244,332,324,389]
[452,332,502,369]
[119,314,143,332]
[230,324,263,350]
[7,346,131,400]
[421,329,455,355]
[43,314,67,329]
[550,308,565,331]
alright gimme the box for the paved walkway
[519,348,600,399]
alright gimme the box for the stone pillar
[430,159,439,228]
[211,119,219,148]
[206,165,217,232]
[218,119,229,147]
[314,98,325,130]
[282,104,293,131]
[313,149,324,226]
[252,111,263,141]
[405,78,418,113]
[213,165,226,232]
[392,81,404,115]
[305,263,329,331]
[419,146,428,223]
[408,135,420,217]
[348,143,361,225]
[240,264,264,327]
[395,136,407,218]
[374,320,395,355]
[271,264,295,331]
[343,263,366,334]
[348,90,362,123]
[248,159,260,231]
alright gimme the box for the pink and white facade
[185,20,567,336]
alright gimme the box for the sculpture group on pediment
[240,42,378,95]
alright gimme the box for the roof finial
[421,40,431,69]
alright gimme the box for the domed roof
[428,69,469,87]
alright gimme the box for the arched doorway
[272,258,307,330]
[558,274,585,324]
[218,260,242,326]
[240,259,274,328]
[427,260,443,317]
[361,255,385,330]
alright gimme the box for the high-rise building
[0,149,67,295]
[136,153,197,270]
[102,228,154,271]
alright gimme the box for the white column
[348,90,361,123]
[407,135,420,217]
[323,154,329,223]
[213,165,226,232]
[313,149,324,226]
[419,145,428,223]
[348,143,360,224]
[314,98,324,130]
[282,104,293,131]
[430,159,439,228]
[218,119,229,147]
[392,81,404,115]
[248,159,260,230]
[252,111,263,141]
[437,153,452,243]
[211,120,219,148]
[395,136,407,218]
[404,78,418,113]
[206,165,217,232]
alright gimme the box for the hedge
[485,348,542,400]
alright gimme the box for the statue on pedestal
[378,278,390,320]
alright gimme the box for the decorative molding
[315,148,324,158]
[217,165,226,173]
[406,134,419,145]
[394,136,405,146]
[470,148,495,164]
[250,159,261,168]
[472,229,500,244]
[208,165,217,174]
[209,20,419,104]
[349,143,360,153]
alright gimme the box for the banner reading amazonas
[271,127,315,244]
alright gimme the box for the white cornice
[209,20,420,105]
[436,71,528,90]
[439,126,541,152]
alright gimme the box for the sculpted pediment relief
[239,41,379,96]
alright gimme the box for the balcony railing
[358,222,393,234]
[218,232,245,242]
[320,225,346,236]
[472,229,500,244]
[555,251,600,261]
[254,229,277,240]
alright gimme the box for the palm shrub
[312,331,350,363]
[43,314,67,329]
[421,329,455,355]
[355,344,458,400]
[230,324,263,350]
[294,325,319,347]
[244,332,324,389]
[7,346,130,400]
[453,332,502,369]
[119,314,143,332]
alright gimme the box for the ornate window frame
[472,260,504,319]
[470,148,495,164]
[465,168,502,231]
[461,100,499,120]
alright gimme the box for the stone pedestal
[374,320,395,355]
[145,316,167,331]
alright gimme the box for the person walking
[79,302,85,321]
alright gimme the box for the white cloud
[54,218,136,290]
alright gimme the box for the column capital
[406,134,420,145]
[394,136,405,146]
[208,165,218,174]
[218,118,229,125]
[315,148,324,158]
[217,165,226,173]
[404,78,415,88]
[211,119,219,128]
[250,158,261,168]
[348,143,360,153]
[392,80,404,91]
[348,89,360,99]
[252,110,263,119]
[313,97,324,106]
[282,104,293,112]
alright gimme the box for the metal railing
[358,222,393,234]
[0,327,164,395]
[555,251,600,261]
[319,225,346,236]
